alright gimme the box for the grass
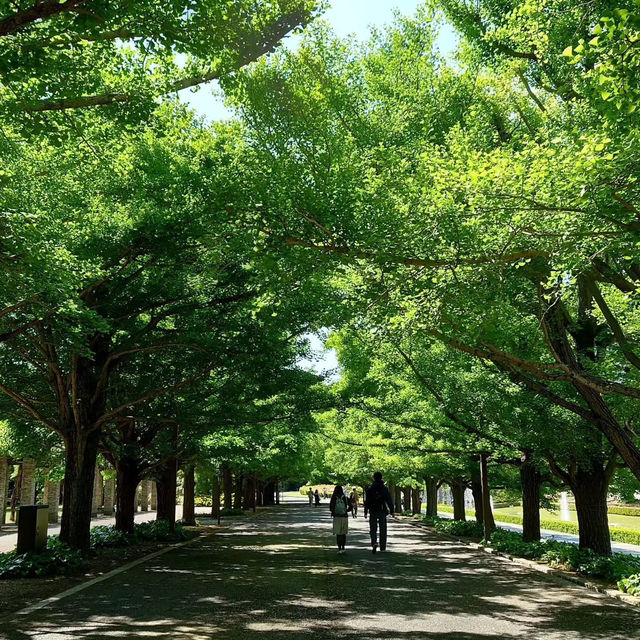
[434,504,640,546]
[492,505,640,533]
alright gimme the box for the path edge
[13,529,215,617]
[400,518,640,610]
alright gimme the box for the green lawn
[492,505,640,533]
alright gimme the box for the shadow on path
[4,505,640,639]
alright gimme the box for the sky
[179,0,457,122]
[179,1,457,379]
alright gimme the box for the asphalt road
[4,504,640,639]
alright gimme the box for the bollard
[17,505,49,554]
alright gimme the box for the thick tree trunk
[471,480,484,525]
[115,462,139,534]
[263,481,276,505]
[520,456,542,542]
[451,481,466,521]
[572,465,611,555]
[402,486,411,513]
[222,464,232,509]
[59,429,101,554]
[156,460,177,531]
[425,477,438,517]
[182,465,196,526]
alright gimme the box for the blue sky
[179,0,457,121]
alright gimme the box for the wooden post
[480,453,493,541]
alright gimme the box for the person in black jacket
[364,472,394,553]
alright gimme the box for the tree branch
[0,0,88,38]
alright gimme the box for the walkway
[4,503,640,639]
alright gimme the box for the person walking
[308,487,314,506]
[364,472,394,553]
[329,485,350,553]
[348,487,359,518]
[314,489,320,507]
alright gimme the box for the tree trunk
[59,429,100,554]
[471,480,484,525]
[520,456,542,542]
[393,485,402,513]
[211,474,220,519]
[156,460,177,531]
[572,465,611,555]
[402,486,411,513]
[222,464,232,509]
[115,461,139,534]
[182,465,196,526]
[233,474,243,509]
[256,480,264,507]
[411,487,421,514]
[425,477,438,517]
[10,465,22,522]
[242,475,253,511]
[263,481,276,505]
[479,453,495,539]
[451,481,466,521]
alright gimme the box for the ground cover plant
[420,517,640,593]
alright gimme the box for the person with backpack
[364,472,394,553]
[329,485,350,553]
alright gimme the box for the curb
[400,518,640,610]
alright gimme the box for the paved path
[4,504,640,639]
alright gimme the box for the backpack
[334,495,347,516]
[367,484,386,513]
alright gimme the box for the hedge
[436,505,640,546]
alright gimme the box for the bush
[485,529,548,559]
[423,516,484,538]
[86,520,191,550]
[195,496,212,507]
[0,539,83,579]
[220,507,245,517]
[619,574,640,596]
[89,526,131,548]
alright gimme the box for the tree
[229,6,640,486]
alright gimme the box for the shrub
[0,540,83,579]
[195,496,212,507]
[619,574,640,596]
[89,526,131,548]
[219,507,245,517]
[432,517,484,538]
[485,529,548,559]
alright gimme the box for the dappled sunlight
[5,505,640,639]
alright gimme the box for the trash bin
[17,505,49,554]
